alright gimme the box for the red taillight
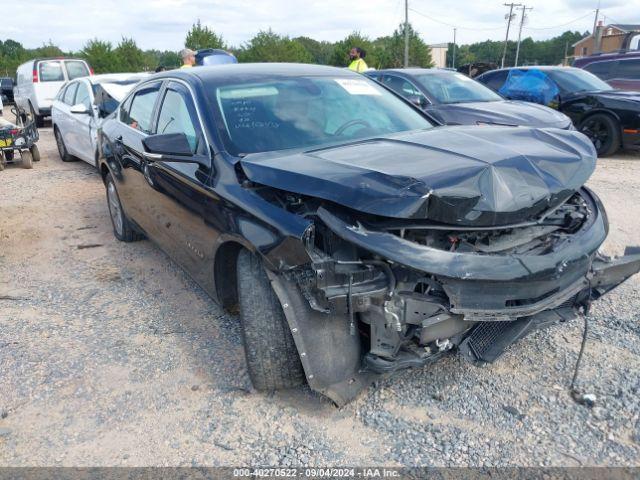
[9,129,19,135]
[32,68,38,83]
[89,67,94,75]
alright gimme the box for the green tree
[80,39,117,73]
[373,23,433,69]
[185,19,225,50]
[33,41,65,58]
[237,30,313,63]
[114,37,145,72]
[294,36,334,64]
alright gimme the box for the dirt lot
[1,112,640,467]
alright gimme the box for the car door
[58,82,78,152]
[69,80,96,164]
[144,81,215,283]
[114,81,164,240]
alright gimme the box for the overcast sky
[5,0,639,52]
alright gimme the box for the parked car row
[475,66,640,156]
[94,64,640,404]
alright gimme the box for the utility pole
[592,0,600,36]
[452,28,457,69]
[514,5,532,67]
[404,0,409,68]
[501,2,521,69]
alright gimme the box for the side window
[615,59,640,80]
[56,85,68,101]
[75,82,92,109]
[156,87,204,154]
[121,87,160,134]
[383,75,427,102]
[481,71,508,91]
[584,61,615,80]
[63,83,78,105]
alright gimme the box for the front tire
[105,173,143,242]
[579,113,621,157]
[236,249,305,391]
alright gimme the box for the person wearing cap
[180,48,196,68]
[348,47,368,73]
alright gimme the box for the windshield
[546,69,613,93]
[415,72,502,104]
[213,76,433,155]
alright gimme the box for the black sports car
[99,64,640,405]
[366,68,573,130]
[476,66,640,156]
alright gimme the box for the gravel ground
[1,112,639,467]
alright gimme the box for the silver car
[51,73,149,167]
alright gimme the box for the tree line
[447,30,587,67]
[1,20,587,77]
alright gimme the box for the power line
[407,7,503,31]
[523,11,594,30]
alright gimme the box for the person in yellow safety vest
[348,47,368,73]
[180,48,196,68]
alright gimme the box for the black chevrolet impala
[99,64,640,405]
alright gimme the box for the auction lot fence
[0,468,639,480]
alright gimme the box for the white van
[14,58,92,127]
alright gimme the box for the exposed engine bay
[247,180,640,404]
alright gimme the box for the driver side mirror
[142,132,208,167]
[70,103,91,115]
[407,95,427,109]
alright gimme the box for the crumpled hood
[240,125,597,227]
[434,100,571,128]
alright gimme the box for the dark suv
[0,77,14,104]
[574,53,640,91]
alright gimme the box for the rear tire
[30,144,41,162]
[236,249,305,391]
[54,127,74,162]
[21,150,33,169]
[105,173,143,242]
[4,150,14,162]
[579,113,621,157]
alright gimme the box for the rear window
[38,61,65,82]
[65,61,90,80]
[615,59,640,80]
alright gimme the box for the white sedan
[51,73,149,166]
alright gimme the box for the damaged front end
[262,186,640,405]
[236,127,640,405]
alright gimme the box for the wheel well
[214,241,244,312]
[100,163,109,184]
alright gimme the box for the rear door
[57,82,78,152]
[34,60,67,112]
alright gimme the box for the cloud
[8,0,640,52]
